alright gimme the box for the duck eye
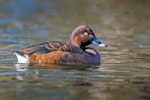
[83,32,88,36]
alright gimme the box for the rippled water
[0,0,150,100]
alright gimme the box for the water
[0,0,150,100]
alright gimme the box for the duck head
[70,25,107,49]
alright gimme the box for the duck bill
[91,36,107,47]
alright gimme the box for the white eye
[84,32,88,36]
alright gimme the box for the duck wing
[20,41,84,56]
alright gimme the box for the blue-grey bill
[91,36,107,47]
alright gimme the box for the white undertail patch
[14,52,29,63]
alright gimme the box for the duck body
[14,25,107,65]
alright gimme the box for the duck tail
[13,50,29,63]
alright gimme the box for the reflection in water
[13,63,150,100]
[2,63,149,100]
[0,0,150,100]
[15,63,29,71]
[15,63,99,71]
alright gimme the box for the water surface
[0,0,150,100]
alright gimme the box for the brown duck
[14,25,107,65]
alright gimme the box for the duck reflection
[14,63,114,99]
[15,63,99,71]
[15,63,29,71]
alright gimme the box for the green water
[0,0,149,100]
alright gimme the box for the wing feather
[20,41,84,56]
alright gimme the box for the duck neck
[70,39,86,51]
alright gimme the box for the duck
[14,25,107,65]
